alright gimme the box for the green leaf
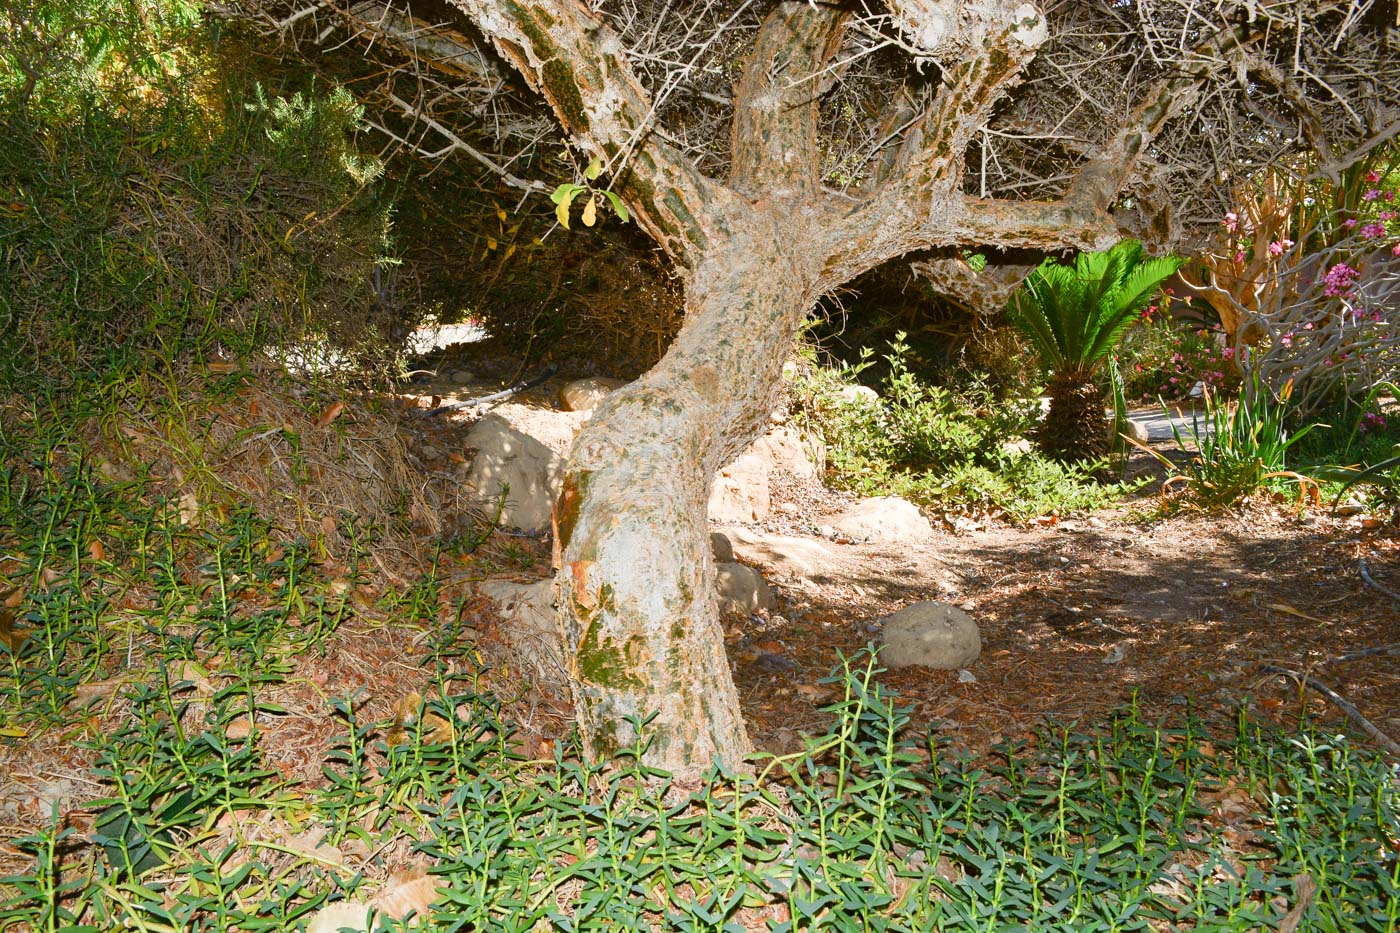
[584,156,602,181]
[602,190,630,222]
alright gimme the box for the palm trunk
[1039,373,1109,463]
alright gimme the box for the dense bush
[791,335,1123,520]
[0,0,402,387]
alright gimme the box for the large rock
[477,579,566,689]
[829,496,934,544]
[749,425,823,480]
[708,450,771,524]
[715,562,776,615]
[461,405,587,532]
[879,602,981,669]
[558,377,624,412]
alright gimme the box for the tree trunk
[553,219,819,776]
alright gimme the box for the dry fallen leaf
[224,718,253,741]
[374,866,440,921]
[387,692,455,747]
[88,538,106,561]
[315,401,346,430]
[1265,603,1328,624]
[0,607,26,652]
[1277,873,1317,933]
[305,901,371,933]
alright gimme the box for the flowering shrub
[1120,319,1239,402]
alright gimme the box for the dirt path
[723,499,1400,758]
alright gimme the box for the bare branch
[729,2,848,198]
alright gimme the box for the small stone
[830,496,934,543]
[450,370,473,385]
[957,669,977,683]
[710,532,734,563]
[558,377,624,412]
[715,562,776,615]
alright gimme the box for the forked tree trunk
[553,221,819,774]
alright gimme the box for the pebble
[450,370,473,385]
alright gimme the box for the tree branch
[444,0,725,266]
[729,1,848,198]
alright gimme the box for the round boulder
[710,531,734,563]
[879,602,981,669]
[558,377,624,412]
[715,562,776,615]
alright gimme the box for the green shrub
[792,335,1125,519]
[0,3,402,388]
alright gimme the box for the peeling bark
[556,223,820,772]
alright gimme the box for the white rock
[558,377,624,412]
[829,496,934,543]
[1116,418,1150,444]
[837,385,880,407]
[749,425,823,480]
[708,450,771,524]
[879,602,981,669]
[715,562,776,615]
[461,404,587,532]
[477,579,565,688]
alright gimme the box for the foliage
[1007,239,1182,462]
[1142,376,1320,508]
[1188,149,1400,421]
[1120,318,1240,404]
[790,336,1124,520]
[0,1,403,388]
[1008,240,1183,384]
[0,357,1396,932]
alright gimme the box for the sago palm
[1008,239,1182,462]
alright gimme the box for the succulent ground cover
[2,363,1396,932]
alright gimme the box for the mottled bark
[555,223,820,771]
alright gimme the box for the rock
[715,562,776,615]
[749,425,823,480]
[1116,418,1150,444]
[710,532,734,563]
[461,404,588,532]
[558,377,624,412]
[837,384,880,407]
[477,579,565,688]
[720,526,960,594]
[879,602,981,669]
[829,496,934,544]
[708,450,771,523]
[450,370,474,385]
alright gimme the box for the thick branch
[445,0,724,266]
[729,2,848,198]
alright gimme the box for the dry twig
[1258,664,1400,757]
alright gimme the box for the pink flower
[1360,222,1386,239]
[1364,189,1382,201]
[1323,262,1361,297]
[1234,250,1246,264]
[1393,241,1400,257]
[1343,218,1359,229]
[1222,211,1239,232]
[1381,211,1396,221]
[1365,170,1382,184]
[1221,346,1235,360]
[1268,239,1292,256]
